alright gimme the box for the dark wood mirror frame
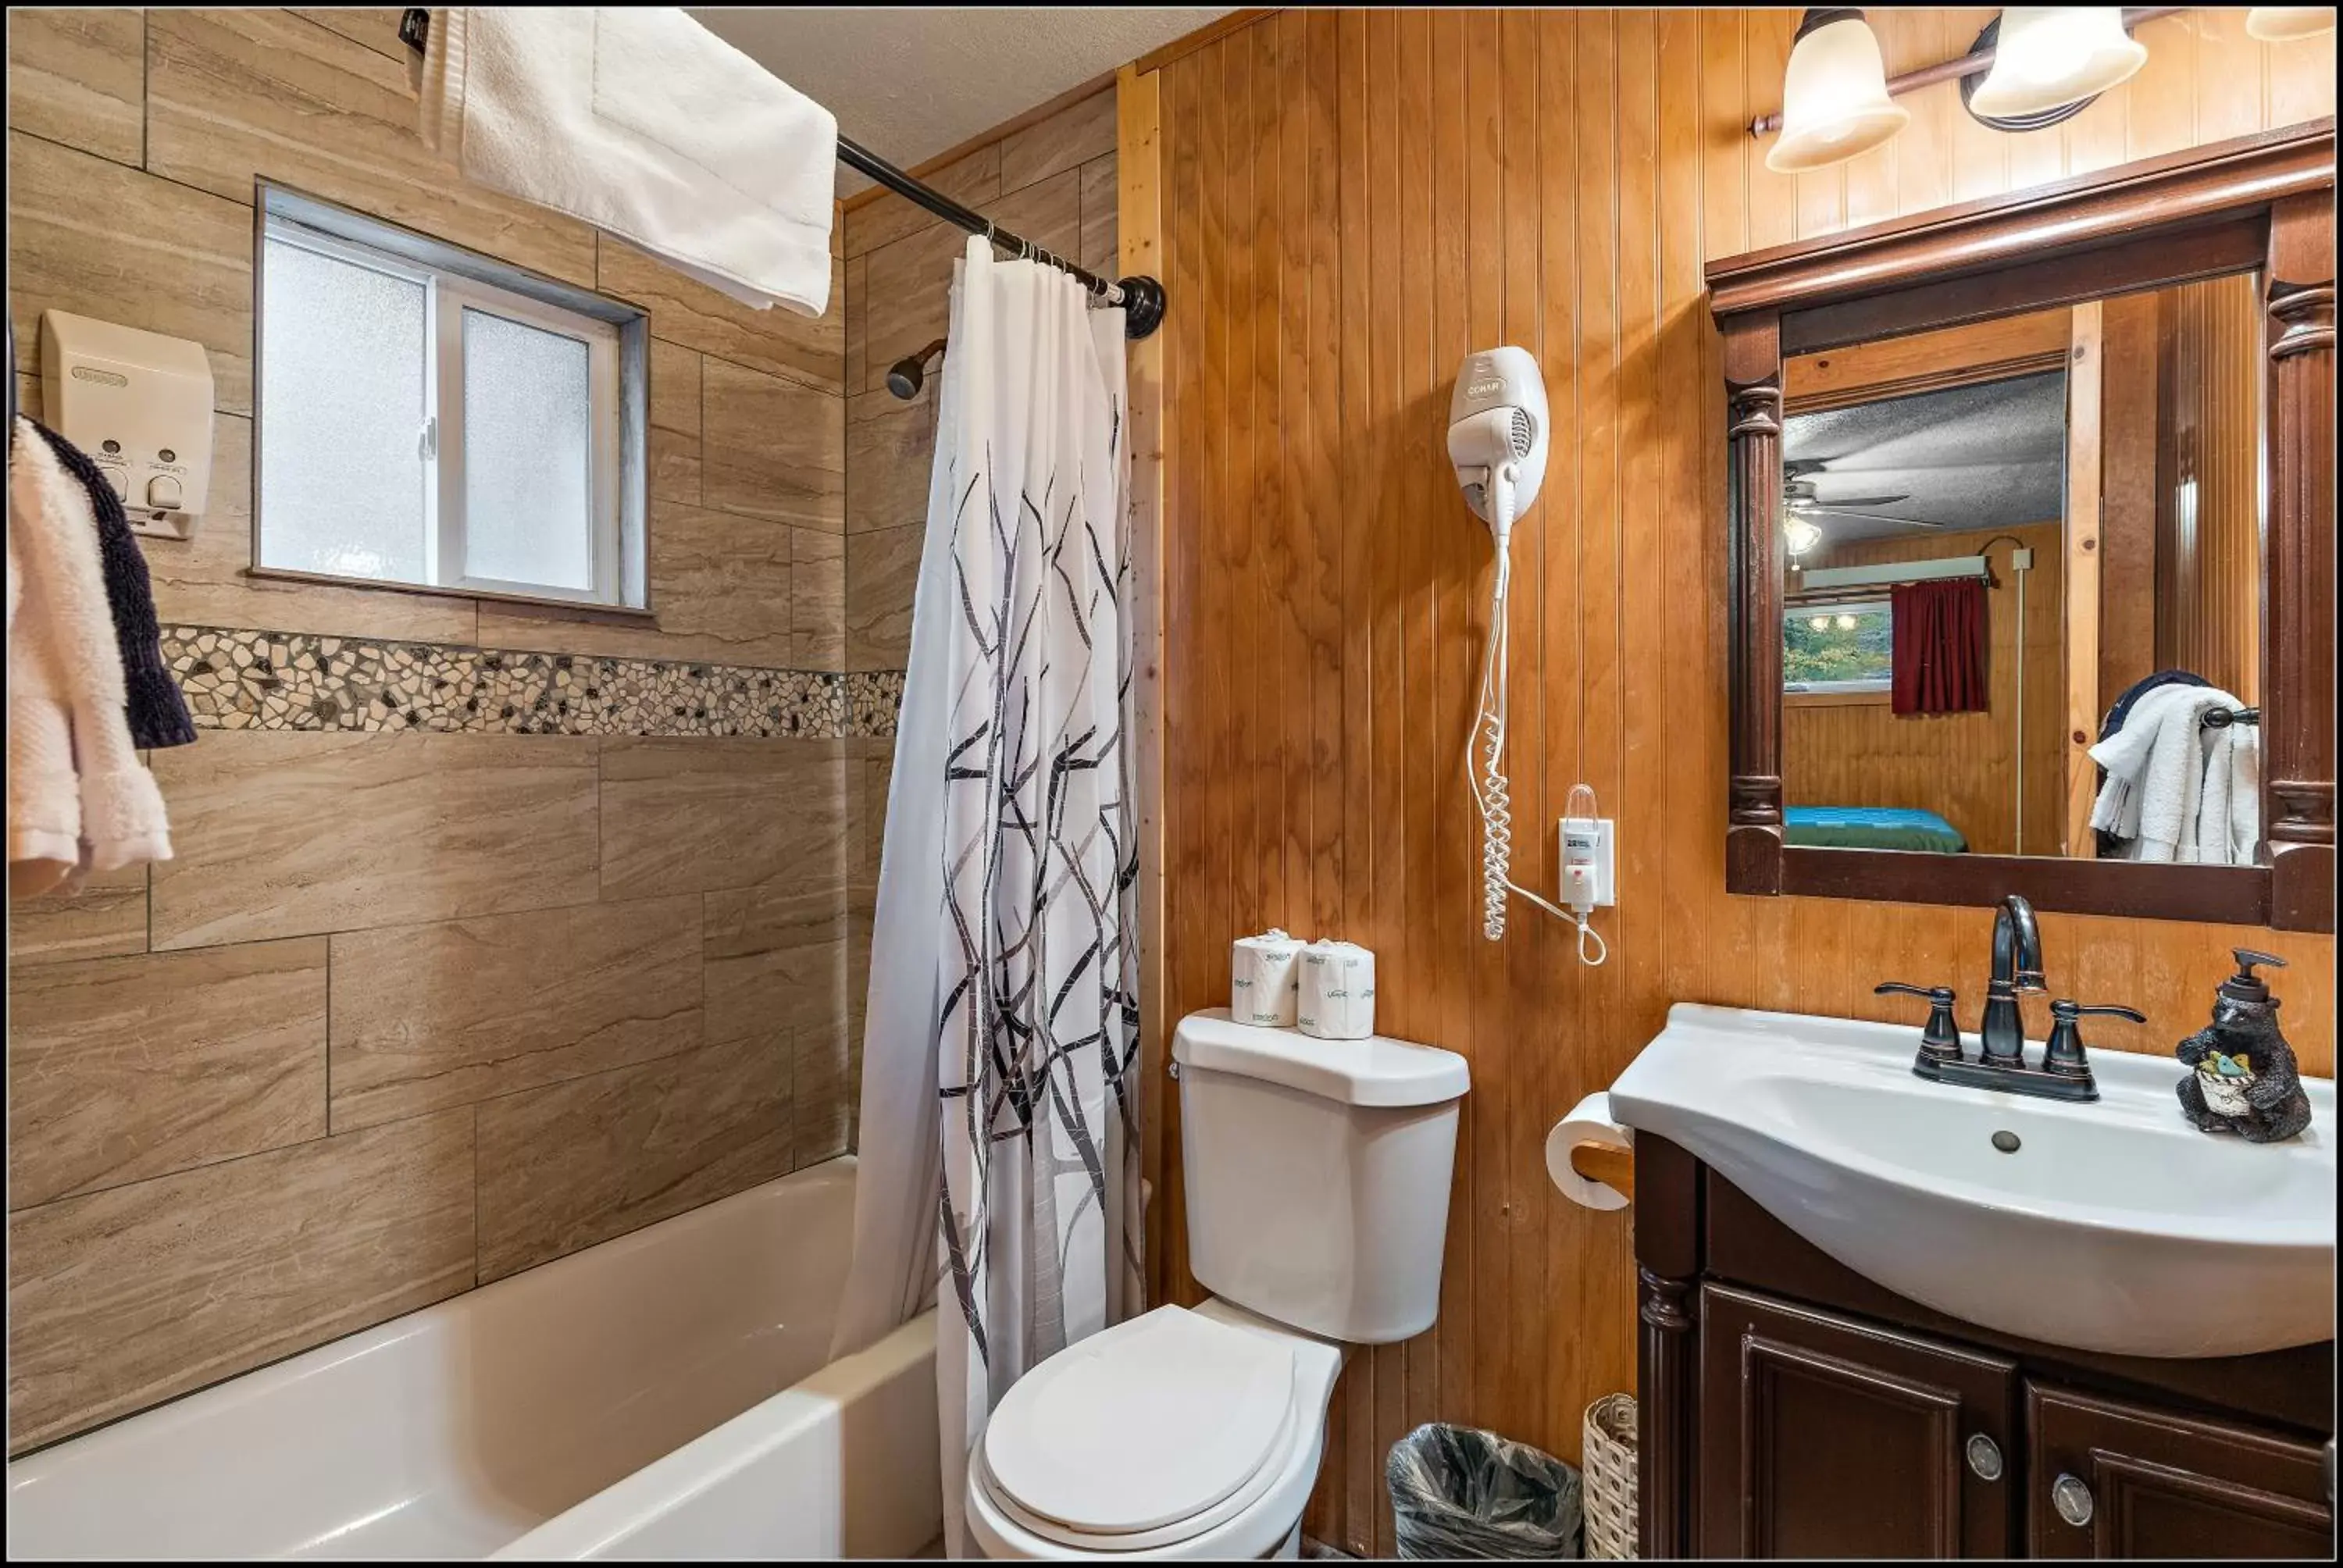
[1707,119,2335,932]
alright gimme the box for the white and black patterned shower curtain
[830,236,1140,1556]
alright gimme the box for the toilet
[965,1008,1471,1559]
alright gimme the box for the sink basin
[1608,1004,2336,1360]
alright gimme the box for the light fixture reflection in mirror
[1967,8,2148,122]
[2245,7,2337,41]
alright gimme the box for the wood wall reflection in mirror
[1709,121,2334,931]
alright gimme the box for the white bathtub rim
[493,1310,940,1561]
[9,1157,861,1469]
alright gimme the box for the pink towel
[7,417,172,895]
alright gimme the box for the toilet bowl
[967,1014,1467,1560]
[963,1300,1344,1559]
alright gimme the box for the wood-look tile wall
[1141,11,2334,1556]
[5,9,853,1455]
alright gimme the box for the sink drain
[1991,1130,2021,1153]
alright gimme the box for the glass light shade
[1768,12,1910,175]
[1785,515,1824,556]
[1968,9,2148,120]
[2246,7,2337,41]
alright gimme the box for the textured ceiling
[689,8,1232,194]
[1783,371,2070,543]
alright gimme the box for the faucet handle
[1876,982,1962,1067]
[2042,998,2146,1078]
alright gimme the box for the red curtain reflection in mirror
[1891,579,1987,715]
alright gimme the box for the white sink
[1609,1004,2337,1360]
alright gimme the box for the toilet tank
[1172,1010,1469,1344]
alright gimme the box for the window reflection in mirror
[1777,272,2264,864]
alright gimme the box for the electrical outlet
[1559,817,1616,907]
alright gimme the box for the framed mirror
[1709,121,2334,931]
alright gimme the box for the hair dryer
[1449,347,1599,960]
[1449,346,1550,537]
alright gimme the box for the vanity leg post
[1639,1266,1697,1557]
[1634,1133,1705,1557]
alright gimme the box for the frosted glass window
[259,237,429,581]
[253,193,640,609]
[462,309,594,590]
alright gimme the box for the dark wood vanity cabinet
[1639,1137,2335,1559]
[1698,1285,2018,1558]
[2025,1384,2334,1559]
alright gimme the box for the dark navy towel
[27,420,198,750]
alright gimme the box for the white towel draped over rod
[395,8,1166,340]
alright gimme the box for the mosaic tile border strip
[161,627,904,740]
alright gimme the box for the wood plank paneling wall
[2157,270,2265,704]
[1785,523,2066,857]
[1142,9,2333,1556]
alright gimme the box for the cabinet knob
[1964,1433,2003,1481]
[2051,1472,2095,1527]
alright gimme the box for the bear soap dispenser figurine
[2175,949,2312,1144]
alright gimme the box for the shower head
[887,337,948,401]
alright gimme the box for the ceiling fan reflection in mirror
[1781,458,1955,556]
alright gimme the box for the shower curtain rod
[395,10,1166,340]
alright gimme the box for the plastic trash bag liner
[1388,1422,1585,1559]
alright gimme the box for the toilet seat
[976,1306,1303,1552]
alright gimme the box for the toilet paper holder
[1566,1142,1635,1202]
[1546,1091,1635,1209]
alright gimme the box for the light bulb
[2246,8,2336,41]
[1968,9,2148,121]
[1835,613,1858,631]
[1768,9,1910,175]
[1809,615,1832,632]
[1784,515,1824,556]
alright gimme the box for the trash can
[1387,1422,1585,1559]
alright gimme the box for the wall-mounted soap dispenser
[39,311,215,540]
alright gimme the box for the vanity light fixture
[1966,8,2149,125]
[1767,9,1910,174]
[2245,6,2337,39]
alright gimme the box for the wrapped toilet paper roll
[1297,939,1376,1040]
[1544,1091,1632,1211]
[1231,928,1303,1028]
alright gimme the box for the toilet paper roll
[1544,1091,1632,1212]
[1297,939,1376,1041]
[1230,928,1303,1028]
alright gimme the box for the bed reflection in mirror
[1778,272,2264,863]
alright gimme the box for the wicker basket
[1582,1393,1639,1560]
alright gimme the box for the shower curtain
[830,235,1142,1556]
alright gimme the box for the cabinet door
[1699,1284,2018,1558]
[2027,1382,2334,1559]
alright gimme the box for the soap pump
[2174,949,2311,1143]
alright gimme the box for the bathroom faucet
[1978,893,2045,1066]
[1874,894,2139,1104]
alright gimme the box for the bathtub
[6,1156,941,1560]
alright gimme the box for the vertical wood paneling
[2156,272,2264,703]
[1146,12,2333,1554]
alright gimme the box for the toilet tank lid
[1173,1010,1470,1107]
